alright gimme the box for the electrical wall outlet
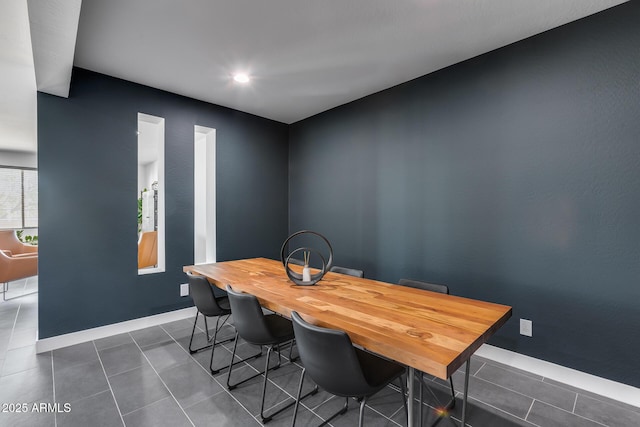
[520,318,533,337]
[180,283,189,297]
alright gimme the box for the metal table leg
[461,361,470,427]
[408,366,415,426]
[410,360,469,427]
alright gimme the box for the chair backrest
[0,250,38,283]
[397,278,449,295]
[329,265,364,278]
[291,311,372,397]
[187,273,227,317]
[225,285,275,345]
[0,230,38,256]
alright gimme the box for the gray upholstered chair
[0,230,38,301]
[187,273,261,374]
[225,285,317,423]
[329,265,364,278]
[186,273,232,353]
[290,311,407,427]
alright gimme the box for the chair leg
[428,378,456,427]
[398,374,408,425]
[260,344,318,423]
[190,312,235,355]
[288,338,296,361]
[226,333,264,390]
[188,312,212,353]
[208,318,220,372]
[316,397,349,427]
[424,373,456,427]
[213,314,235,346]
[358,396,368,427]
[448,377,456,409]
[226,332,240,389]
[419,371,424,427]
[290,368,323,427]
[1,280,36,301]
[291,368,303,427]
[207,315,238,374]
[276,343,282,369]
[260,345,275,422]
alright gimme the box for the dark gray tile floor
[1,277,639,427]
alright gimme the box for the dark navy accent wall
[289,3,640,386]
[38,68,288,339]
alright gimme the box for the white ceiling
[0,0,37,153]
[29,0,82,98]
[0,0,629,153]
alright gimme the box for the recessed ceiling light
[233,73,250,84]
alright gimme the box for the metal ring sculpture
[280,230,333,286]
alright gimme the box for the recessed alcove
[137,113,165,275]
[194,125,216,264]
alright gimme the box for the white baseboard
[476,344,640,408]
[35,307,197,353]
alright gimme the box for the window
[0,167,38,229]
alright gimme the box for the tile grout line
[579,389,640,414]
[128,332,196,425]
[161,320,319,425]
[264,351,402,425]
[504,394,610,427]
[383,398,407,427]
[102,358,157,379]
[0,279,32,379]
[120,396,178,418]
[461,394,538,426]
[421,376,453,409]
[160,323,295,418]
[93,340,126,427]
[539,375,639,413]
[564,408,610,427]
[523,416,543,427]
[6,288,22,354]
[442,370,606,423]
[65,388,121,407]
[200,341,297,421]
[302,393,335,415]
[158,321,260,420]
[238,343,346,424]
[481,358,545,382]
[474,361,487,377]
[0,296,17,377]
[558,391,616,427]
[500,363,639,417]
[11,278,29,301]
[408,387,526,427]
[366,403,403,427]
[524,399,535,421]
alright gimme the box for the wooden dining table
[184,257,512,426]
